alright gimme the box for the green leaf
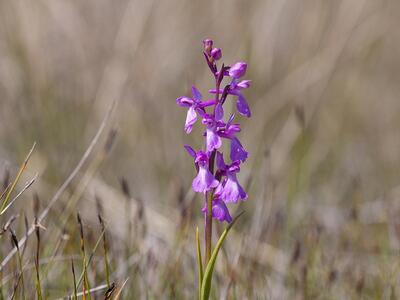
[196,227,203,300]
[200,212,244,300]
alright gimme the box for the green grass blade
[200,212,244,300]
[196,227,203,300]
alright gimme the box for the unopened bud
[211,48,222,60]
[203,39,213,54]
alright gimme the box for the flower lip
[192,164,219,193]
[229,62,247,79]
[218,173,248,203]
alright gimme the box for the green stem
[205,191,213,264]
[205,151,216,264]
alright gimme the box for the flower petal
[191,86,202,101]
[184,145,196,158]
[208,89,224,94]
[237,80,251,89]
[176,96,193,107]
[215,103,224,121]
[230,137,248,162]
[236,94,251,117]
[184,106,197,133]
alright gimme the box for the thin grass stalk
[71,259,77,300]
[98,215,110,288]
[10,271,23,300]
[34,196,43,300]
[76,228,105,290]
[77,213,91,300]
[10,230,25,300]
[113,278,129,300]
[34,256,42,299]
[0,260,3,300]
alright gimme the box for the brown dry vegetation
[1,0,400,299]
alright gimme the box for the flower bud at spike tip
[211,48,222,60]
[203,39,213,55]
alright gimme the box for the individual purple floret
[209,79,252,117]
[176,39,251,223]
[215,152,248,203]
[228,62,247,79]
[202,198,232,223]
[192,150,219,193]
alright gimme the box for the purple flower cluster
[177,39,251,223]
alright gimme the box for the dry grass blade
[57,283,109,300]
[0,215,19,236]
[0,182,11,203]
[112,278,129,300]
[0,142,36,214]
[0,174,38,215]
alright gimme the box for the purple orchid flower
[176,86,215,133]
[189,150,219,193]
[230,79,251,117]
[202,115,222,153]
[216,114,241,139]
[215,152,248,203]
[209,79,251,117]
[201,198,232,223]
[229,62,247,79]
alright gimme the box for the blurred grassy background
[1,0,400,299]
